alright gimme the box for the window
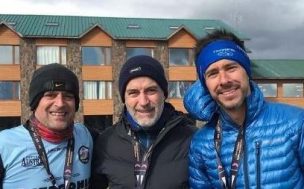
[82,47,111,65]
[37,46,66,65]
[126,48,153,60]
[83,81,112,99]
[168,81,193,98]
[169,48,193,66]
[283,83,303,97]
[0,81,20,100]
[257,83,277,97]
[0,117,21,131]
[84,115,112,134]
[0,45,19,64]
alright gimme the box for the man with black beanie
[0,63,93,188]
[91,55,197,189]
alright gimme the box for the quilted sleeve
[188,132,212,189]
[298,116,304,170]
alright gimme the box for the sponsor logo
[21,155,42,168]
[78,146,89,164]
[213,48,235,57]
[55,83,63,87]
[130,66,141,73]
[53,81,65,89]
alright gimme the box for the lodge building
[0,14,303,131]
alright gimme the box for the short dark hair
[195,29,246,61]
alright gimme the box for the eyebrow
[126,85,159,92]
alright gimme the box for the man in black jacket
[91,55,197,189]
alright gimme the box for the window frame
[257,83,278,97]
[169,48,193,66]
[282,83,303,98]
[83,81,112,100]
[168,81,193,99]
[0,45,20,65]
[0,81,20,100]
[36,46,67,65]
[81,46,112,66]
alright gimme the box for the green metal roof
[252,59,304,79]
[0,14,248,40]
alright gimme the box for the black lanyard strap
[129,128,154,189]
[214,117,244,189]
[26,121,75,189]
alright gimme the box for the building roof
[0,14,249,40]
[252,59,304,79]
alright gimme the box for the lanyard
[128,128,154,189]
[214,117,244,189]
[26,121,75,189]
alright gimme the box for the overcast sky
[1,0,304,59]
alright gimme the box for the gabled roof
[252,59,304,79]
[166,25,196,40]
[0,21,23,37]
[0,14,248,40]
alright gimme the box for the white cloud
[0,0,303,58]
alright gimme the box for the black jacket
[91,103,197,189]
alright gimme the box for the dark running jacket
[91,103,197,189]
[184,80,304,189]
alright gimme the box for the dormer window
[45,22,59,26]
[7,22,16,26]
[169,26,179,30]
[127,24,140,29]
[204,27,216,33]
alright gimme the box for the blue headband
[196,40,251,83]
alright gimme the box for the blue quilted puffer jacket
[184,80,304,189]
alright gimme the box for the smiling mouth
[50,112,66,116]
[221,89,236,95]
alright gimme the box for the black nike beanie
[29,63,79,111]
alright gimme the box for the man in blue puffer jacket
[184,29,304,189]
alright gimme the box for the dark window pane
[84,115,112,134]
[169,48,190,66]
[82,47,103,65]
[0,81,20,100]
[82,47,111,65]
[0,117,21,130]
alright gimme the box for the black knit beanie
[29,63,79,111]
[119,55,168,102]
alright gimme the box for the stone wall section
[111,40,126,123]
[20,38,36,123]
[67,39,83,123]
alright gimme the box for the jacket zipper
[255,141,261,189]
[243,128,250,189]
[142,116,183,188]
